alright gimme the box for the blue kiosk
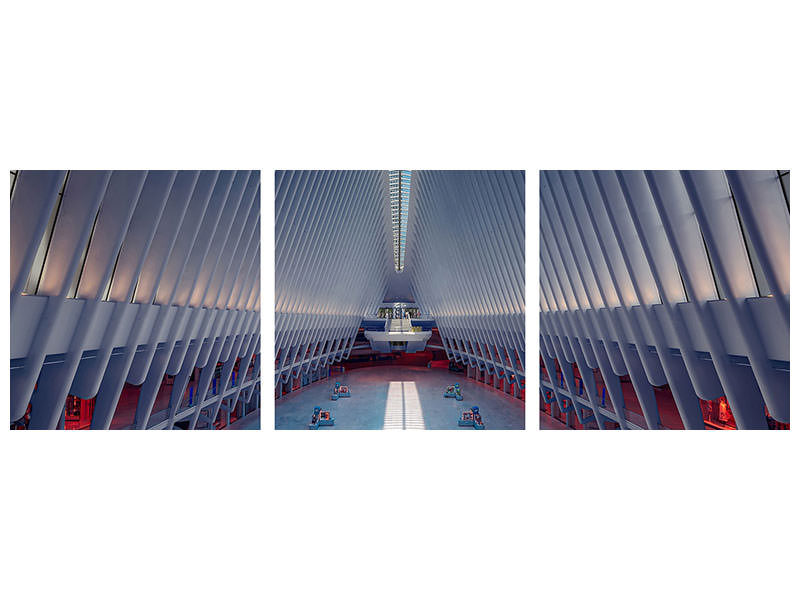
[444,383,463,401]
[458,406,485,429]
[309,406,335,429]
[331,381,351,401]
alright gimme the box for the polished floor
[275,365,525,430]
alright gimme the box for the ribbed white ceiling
[10,170,261,429]
[275,170,392,384]
[539,170,789,429]
[406,170,526,387]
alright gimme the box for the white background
[1,1,798,599]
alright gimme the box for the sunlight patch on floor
[383,381,425,430]
[402,381,425,429]
[383,382,404,429]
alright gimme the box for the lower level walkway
[275,365,525,430]
[540,411,569,430]
[227,409,260,430]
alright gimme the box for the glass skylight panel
[389,169,411,271]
